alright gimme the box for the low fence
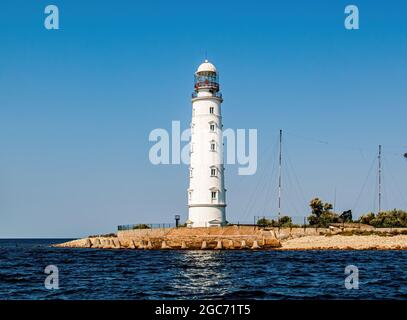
[253,216,371,230]
[117,218,308,231]
[118,216,366,231]
[254,216,308,227]
[118,223,177,231]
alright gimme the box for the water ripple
[0,240,406,299]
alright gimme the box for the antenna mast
[378,145,382,214]
[278,129,282,219]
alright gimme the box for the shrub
[132,224,151,229]
[307,198,339,227]
[88,233,117,238]
[257,216,293,227]
[358,212,375,225]
[369,210,407,228]
[358,210,407,228]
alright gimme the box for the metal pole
[379,145,382,214]
[278,129,282,219]
[333,187,337,213]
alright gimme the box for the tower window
[210,143,216,151]
[190,168,193,178]
[188,190,192,201]
[210,123,215,132]
[211,168,217,177]
[209,107,214,114]
[211,191,217,200]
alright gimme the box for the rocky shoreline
[54,226,281,250]
[53,226,407,251]
[278,234,407,250]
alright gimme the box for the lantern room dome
[196,60,217,73]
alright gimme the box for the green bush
[307,198,340,227]
[257,216,293,227]
[132,224,151,229]
[358,212,375,225]
[359,210,407,228]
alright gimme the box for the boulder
[215,240,223,250]
[251,240,261,249]
[85,238,92,248]
[161,240,170,249]
[129,240,136,249]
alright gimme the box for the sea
[0,239,406,300]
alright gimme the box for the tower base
[187,206,226,228]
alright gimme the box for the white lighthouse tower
[187,60,227,228]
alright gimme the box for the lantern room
[194,60,219,93]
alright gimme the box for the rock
[228,240,234,249]
[161,241,170,249]
[102,239,111,249]
[251,240,260,249]
[201,241,207,249]
[112,239,122,249]
[215,240,223,250]
[277,232,290,241]
[181,241,187,249]
[139,240,145,249]
[93,238,101,248]
[129,240,136,249]
[146,240,153,249]
[85,238,92,248]
[240,240,248,249]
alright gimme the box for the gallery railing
[191,91,222,99]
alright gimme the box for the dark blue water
[0,239,406,300]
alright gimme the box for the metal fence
[254,216,308,227]
[118,223,177,231]
[118,217,310,231]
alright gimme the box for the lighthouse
[187,60,227,228]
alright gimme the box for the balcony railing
[194,81,219,91]
[192,92,222,99]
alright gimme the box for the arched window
[210,187,219,201]
[209,121,216,132]
[210,141,216,151]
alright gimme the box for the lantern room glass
[194,71,219,92]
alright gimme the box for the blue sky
[0,0,406,237]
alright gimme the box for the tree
[257,218,274,227]
[279,216,292,227]
[308,198,339,227]
[257,216,292,227]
